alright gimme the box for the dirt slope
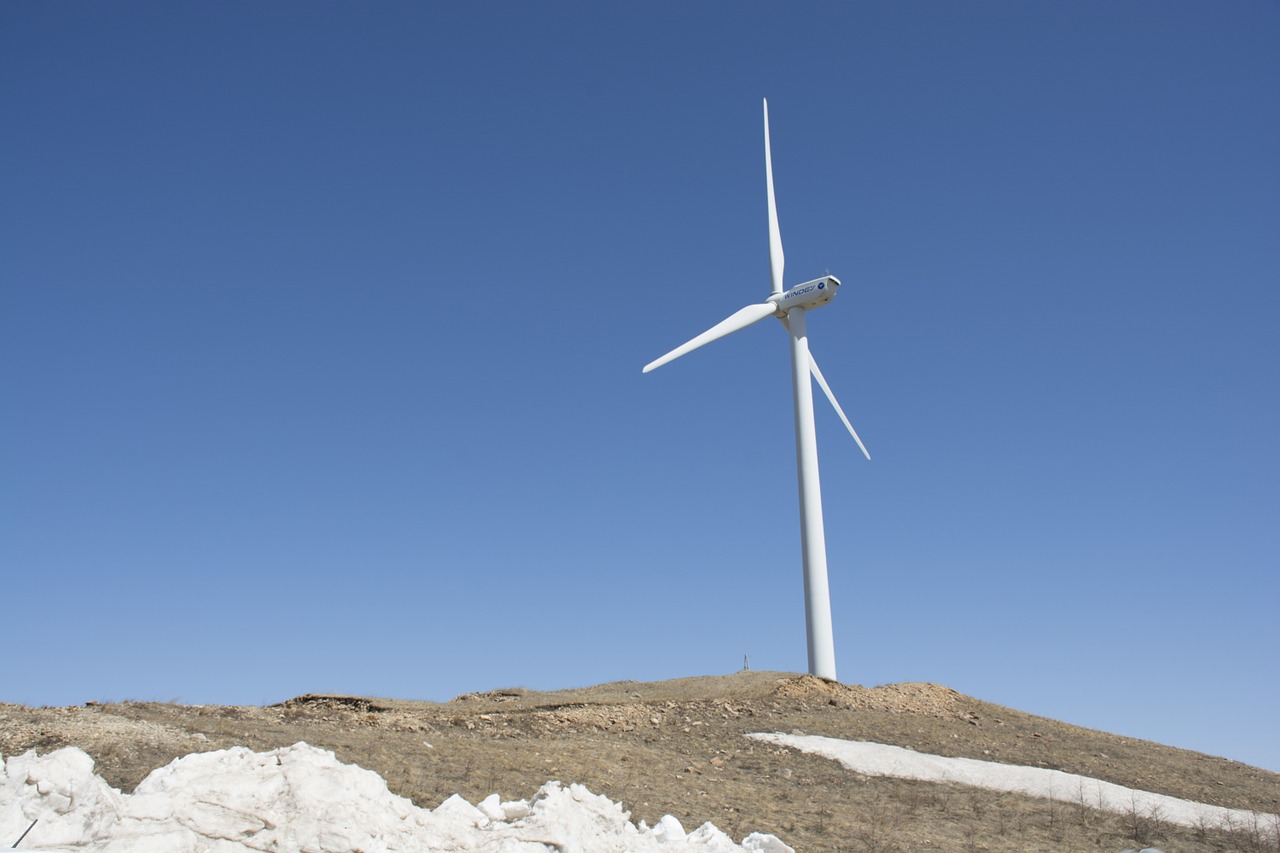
[2,672,1276,852]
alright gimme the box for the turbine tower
[643,98,870,681]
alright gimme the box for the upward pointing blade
[764,98,785,298]
[809,352,872,461]
[643,302,778,373]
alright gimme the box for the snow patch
[2,743,791,852]
[749,733,1279,833]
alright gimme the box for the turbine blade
[809,352,871,460]
[643,302,777,373]
[764,98,785,298]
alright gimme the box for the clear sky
[3,3,1277,772]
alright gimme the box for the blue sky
[3,2,1277,772]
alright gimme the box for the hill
[2,672,1276,852]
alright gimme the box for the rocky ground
[3,671,1277,852]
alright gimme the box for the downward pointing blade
[764,98,785,298]
[808,352,872,460]
[643,302,778,373]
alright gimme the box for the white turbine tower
[643,98,870,682]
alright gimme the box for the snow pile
[750,733,1279,833]
[1,743,792,852]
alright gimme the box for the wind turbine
[643,98,870,682]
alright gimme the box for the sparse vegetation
[2,672,1276,852]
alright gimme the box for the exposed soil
[2,672,1277,852]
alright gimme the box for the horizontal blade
[643,302,777,373]
[809,352,871,460]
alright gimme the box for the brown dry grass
[2,672,1277,852]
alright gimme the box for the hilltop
[2,672,1276,851]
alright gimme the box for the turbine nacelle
[770,275,841,315]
